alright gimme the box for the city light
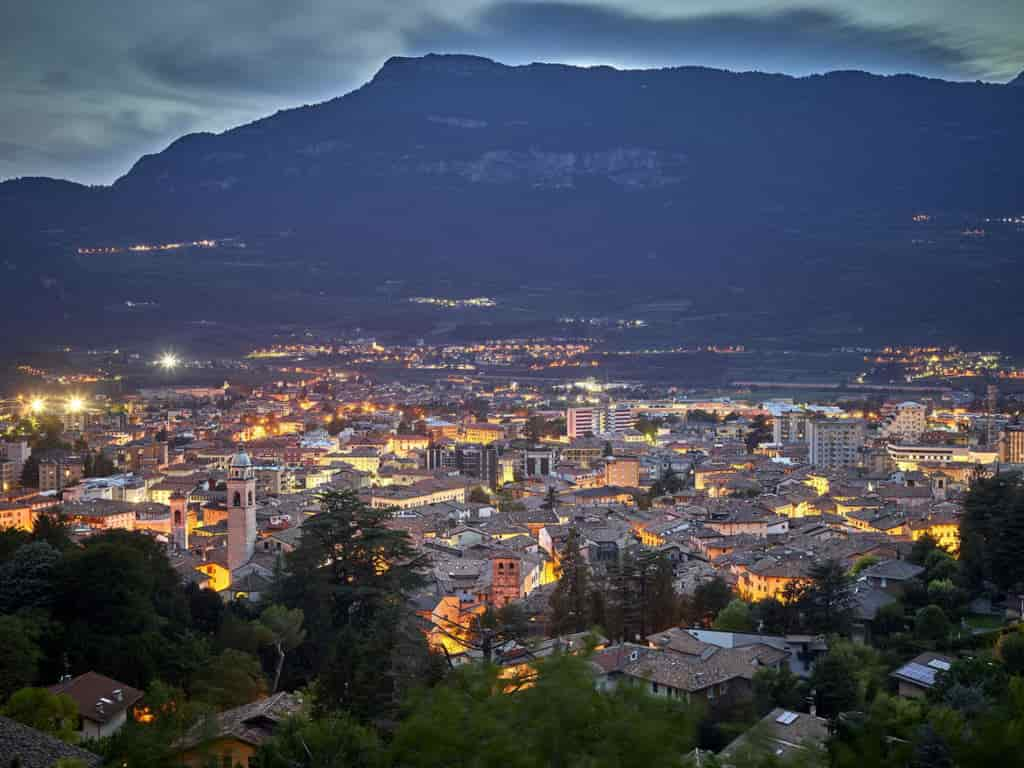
[29,397,45,414]
[66,395,84,413]
[158,352,180,370]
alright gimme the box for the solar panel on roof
[927,658,951,671]
[776,710,799,725]
[896,662,937,686]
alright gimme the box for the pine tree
[548,529,592,636]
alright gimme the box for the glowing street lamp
[158,353,180,370]
[66,396,85,413]
[29,397,45,415]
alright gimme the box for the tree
[274,489,432,719]
[752,665,803,715]
[908,533,942,566]
[255,605,306,694]
[389,653,699,768]
[745,414,773,453]
[467,486,491,504]
[811,641,885,718]
[32,512,73,552]
[0,616,43,700]
[191,649,266,709]
[548,529,592,636]
[19,453,40,487]
[2,688,78,742]
[258,714,385,768]
[960,473,1024,590]
[713,599,753,631]
[850,555,880,576]
[0,541,59,613]
[542,485,559,512]
[997,629,1024,676]
[914,605,951,649]
[689,577,733,626]
[800,559,856,635]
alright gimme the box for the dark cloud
[407,3,974,79]
[0,0,1020,184]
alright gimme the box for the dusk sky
[2,0,1021,185]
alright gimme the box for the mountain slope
[3,54,1024,353]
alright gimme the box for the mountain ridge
[3,53,1024,354]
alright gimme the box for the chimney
[113,689,123,702]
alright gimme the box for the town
[1,341,1023,768]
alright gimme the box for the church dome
[231,447,252,468]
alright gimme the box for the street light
[158,352,179,370]
[29,397,45,415]
[67,396,84,413]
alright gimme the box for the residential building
[808,418,865,469]
[891,652,954,699]
[567,407,604,439]
[0,715,102,768]
[881,401,927,442]
[999,425,1024,463]
[49,671,143,740]
[173,693,302,768]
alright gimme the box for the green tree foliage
[751,597,799,635]
[0,615,43,701]
[687,577,733,626]
[390,654,699,768]
[191,648,266,710]
[744,414,773,453]
[713,599,753,631]
[601,551,680,641]
[914,605,952,649]
[19,453,40,487]
[0,541,59,613]
[82,450,116,478]
[850,555,880,576]
[274,489,433,720]
[467,486,491,504]
[2,688,78,742]
[810,641,885,718]
[752,665,804,715]
[254,605,306,694]
[52,531,189,688]
[960,473,1024,590]
[798,559,856,635]
[32,511,73,552]
[548,529,592,636]
[997,628,1024,676]
[258,713,385,768]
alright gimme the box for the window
[232,492,241,507]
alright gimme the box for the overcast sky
[2,0,1021,185]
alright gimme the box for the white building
[882,402,927,442]
[567,407,604,438]
[808,418,866,469]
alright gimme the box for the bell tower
[170,491,188,550]
[227,446,256,573]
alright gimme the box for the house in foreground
[718,707,829,765]
[173,692,303,767]
[0,715,102,768]
[48,671,143,740]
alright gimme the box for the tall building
[602,403,633,435]
[881,402,927,442]
[808,419,866,469]
[773,410,812,444]
[567,407,604,439]
[1000,425,1024,464]
[170,491,189,551]
[227,447,257,574]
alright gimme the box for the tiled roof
[0,716,102,767]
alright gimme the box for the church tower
[170,491,188,551]
[227,446,256,573]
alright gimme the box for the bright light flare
[158,353,180,370]
[29,397,45,415]
[67,396,85,413]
